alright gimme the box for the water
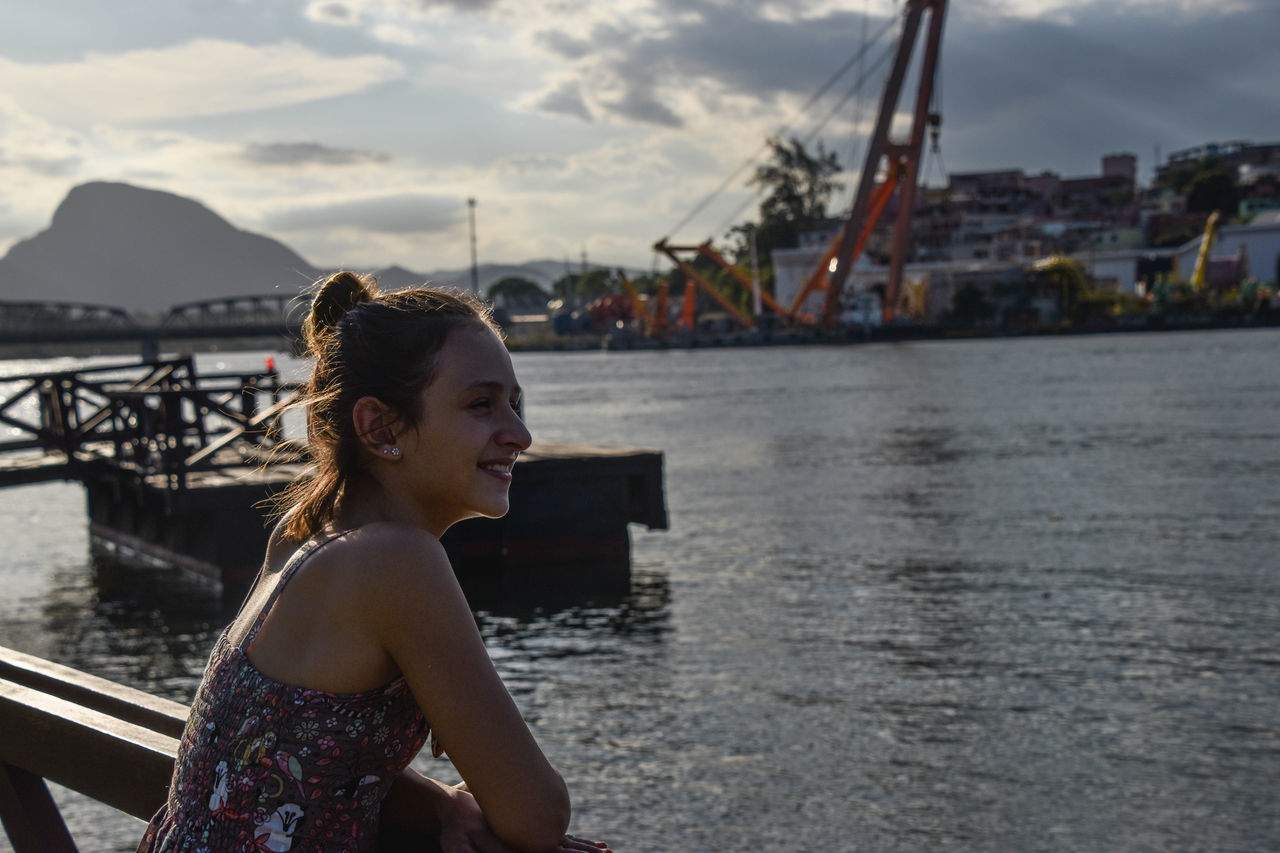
[2,329,1279,852]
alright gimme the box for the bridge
[0,301,135,338]
[0,296,304,348]
[162,294,307,333]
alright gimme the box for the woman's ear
[351,396,401,457]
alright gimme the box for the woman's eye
[469,398,492,410]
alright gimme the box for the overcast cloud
[241,142,392,167]
[265,193,463,234]
[0,0,1275,273]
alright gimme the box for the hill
[0,182,320,313]
[0,182,618,313]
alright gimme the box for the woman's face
[397,322,531,536]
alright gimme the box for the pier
[0,357,666,597]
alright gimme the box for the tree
[1185,166,1239,215]
[551,268,615,302]
[487,277,549,308]
[1157,155,1240,216]
[738,137,844,258]
[753,137,843,226]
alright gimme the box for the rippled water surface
[2,329,1279,852]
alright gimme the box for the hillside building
[1155,140,1280,186]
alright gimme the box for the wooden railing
[0,645,184,852]
[0,646,443,852]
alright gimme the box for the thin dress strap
[238,530,350,651]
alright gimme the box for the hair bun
[304,271,377,352]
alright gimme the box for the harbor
[0,1,1277,850]
[1,330,1278,851]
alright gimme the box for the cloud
[532,81,594,121]
[241,142,392,167]
[305,0,502,29]
[371,24,420,45]
[0,98,94,240]
[535,29,595,60]
[304,1,363,26]
[602,83,684,129]
[0,155,83,178]
[264,193,465,235]
[517,4,894,130]
[939,0,1280,175]
[0,39,406,123]
[983,0,1260,21]
[409,0,502,9]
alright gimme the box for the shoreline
[0,313,1276,361]
[506,310,1280,353]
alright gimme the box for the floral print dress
[137,534,433,852]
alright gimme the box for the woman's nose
[503,407,532,450]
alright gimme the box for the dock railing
[0,645,184,852]
[0,646,444,852]
[0,357,306,489]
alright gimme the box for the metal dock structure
[0,358,666,597]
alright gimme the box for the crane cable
[660,11,899,243]
[706,36,900,241]
[842,0,874,214]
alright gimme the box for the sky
[1,0,1277,275]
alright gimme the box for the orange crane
[646,0,946,333]
[654,240,791,321]
[787,164,903,319]
[653,239,757,330]
[616,270,672,337]
[659,167,901,326]
[651,281,671,336]
[821,0,948,326]
[678,279,698,330]
[617,270,651,326]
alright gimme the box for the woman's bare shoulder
[319,522,455,589]
[318,524,467,644]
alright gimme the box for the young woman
[137,272,610,853]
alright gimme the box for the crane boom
[821,0,948,326]
[788,168,901,317]
[655,240,757,329]
[1189,211,1220,293]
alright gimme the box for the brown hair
[276,271,501,541]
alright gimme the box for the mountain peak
[1,181,318,312]
[49,181,229,236]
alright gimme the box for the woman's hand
[438,783,516,853]
[440,785,610,853]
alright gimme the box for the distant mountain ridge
[0,182,610,313]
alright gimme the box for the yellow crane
[1189,210,1220,293]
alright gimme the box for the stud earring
[389,447,401,457]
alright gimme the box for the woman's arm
[380,767,461,838]
[383,773,612,853]
[360,526,571,853]
[382,768,515,853]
